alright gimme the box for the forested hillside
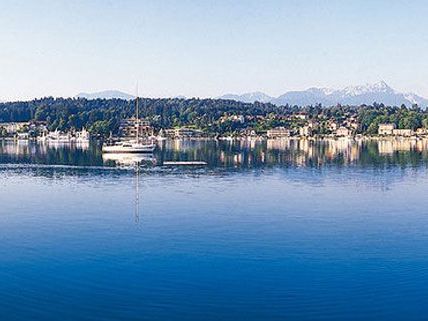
[1,97,427,136]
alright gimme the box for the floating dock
[163,161,207,166]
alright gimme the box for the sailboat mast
[136,85,139,142]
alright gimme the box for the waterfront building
[163,127,204,139]
[392,129,413,137]
[267,127,290,139]
[378,123,396,135]
[162,129,175,138]
[336,127,351,137]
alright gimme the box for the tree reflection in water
[1,138,428,170]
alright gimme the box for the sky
[0,0,428,101]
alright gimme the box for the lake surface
[1,138,428,320]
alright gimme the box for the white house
[378,123,396,135]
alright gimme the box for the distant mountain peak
[218,91,273,103]
[76,90,134,100]
[342,81,394,97]
[368,80,390,90]
[374,80,389,89]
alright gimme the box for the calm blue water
[1,139,428,320]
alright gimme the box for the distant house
[392,129,413,137]
[336,127,350,137]
[295,113,307,120]
[220,114,245,124]
[328,122,338,132]
[416,128,428,135]
[267,127,290,139]
[162,129,177,138]
[0,122,29,134]
[241,128,257,137]
[163,127,204,138]
[378,123,396,135]
[234,115,245,123]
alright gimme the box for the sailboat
[102,95,156,154]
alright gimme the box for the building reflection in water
[2,138,428,169]
[0,140,96,166]
[377,138,428,155]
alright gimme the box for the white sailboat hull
[102,143,156,153]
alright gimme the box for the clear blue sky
[1,0,427,101]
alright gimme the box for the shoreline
[2,135,428,143]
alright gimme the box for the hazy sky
[1,0,427,101]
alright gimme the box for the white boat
[45,130,74,144]
[102,140,156,153]
[102,94,156,154]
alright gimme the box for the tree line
[1,97,427,136]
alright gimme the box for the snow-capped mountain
[341,81,393,97]
[323,81,424,106]
[221,82,428,107]
[76,90,134,100]
[218,92,274,103]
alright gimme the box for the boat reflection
[102,153,156,167]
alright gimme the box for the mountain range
[219,81,428,107]
[75,91,188,101]
[73,82,428,108]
